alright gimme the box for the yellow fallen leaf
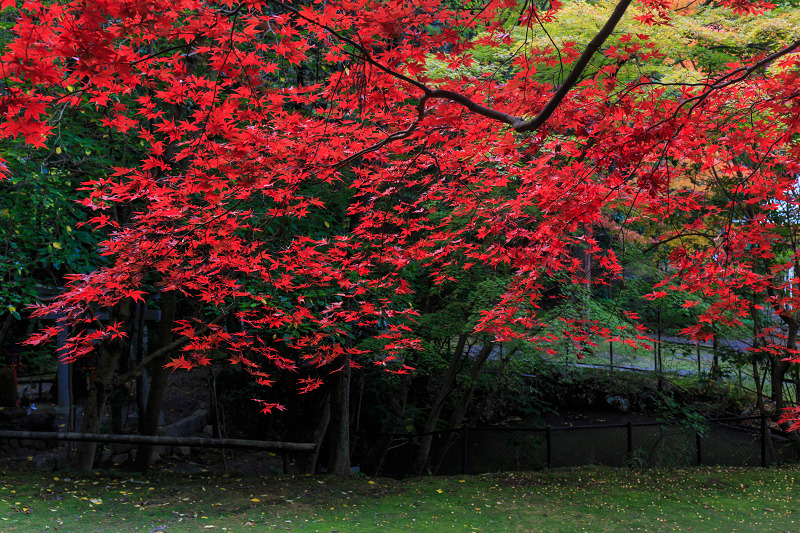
[368,481,375,485]
[250,498,260,503]
[436,489,443,494]
[89,498,102,504]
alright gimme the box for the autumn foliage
[2,0,800,426]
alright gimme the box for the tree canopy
[1,0,800,432]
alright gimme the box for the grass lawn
[1,465,798,532]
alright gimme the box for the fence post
[697,344,701,376]
[408,435,413,471]
[461,425,468,475]
[626,421,633,457]
[760,413,767,467]
[609,341,614,370]
[546,425,552,468]
[695,432,702,466]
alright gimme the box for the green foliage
[656,394,709,436]
[430,1,800,85]
[0,166,100,313]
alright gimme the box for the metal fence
[356,414,800,478]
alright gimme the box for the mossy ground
[1,465,798,532]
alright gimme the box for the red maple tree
[2,0,799,469]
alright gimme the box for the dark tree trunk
[327,352,352,475]
[136,292,177,471]
[429,343,495,473]
[75,298,134,472]
[363,373,411,475]
[305,393,330,474]
[412,334,468,475]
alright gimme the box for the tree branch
[413,0,634,133]
[113,310,229,386]
[269,0,633,136]
[265,0,428,93]
[332,96,428,168]
[514,0,633,132]
[642,232,715,254]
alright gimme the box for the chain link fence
[356,414,800,477]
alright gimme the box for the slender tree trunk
[412,334,468,475]
[429,344,495,473]
[750,290,778,460]
[111,302,141,434]
[327,352,352,475]
[136,292,177,471]
[0,312,13,349]
[753,357,778,462]
[363,373,411,475]
[75,298,134,472]
[305,393,330,474]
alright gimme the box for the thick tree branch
[683,38,800,116]
[642,232,716,254]
[113,310,228,386]
[269,0,633,135]
[513,0,633,132]
[408,0,633,133]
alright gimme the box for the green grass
[1,466,799,532]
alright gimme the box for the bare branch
[333,97,429,168]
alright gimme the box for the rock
[18,439,47,450]
[111,453,129,465]
[112,443,134,455]
[176,446,191,457]
[203,424,213,436]
[99,448,113,465]
[164,410,207,437]
[35,457,55,472]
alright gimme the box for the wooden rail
[0,430,315,452]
